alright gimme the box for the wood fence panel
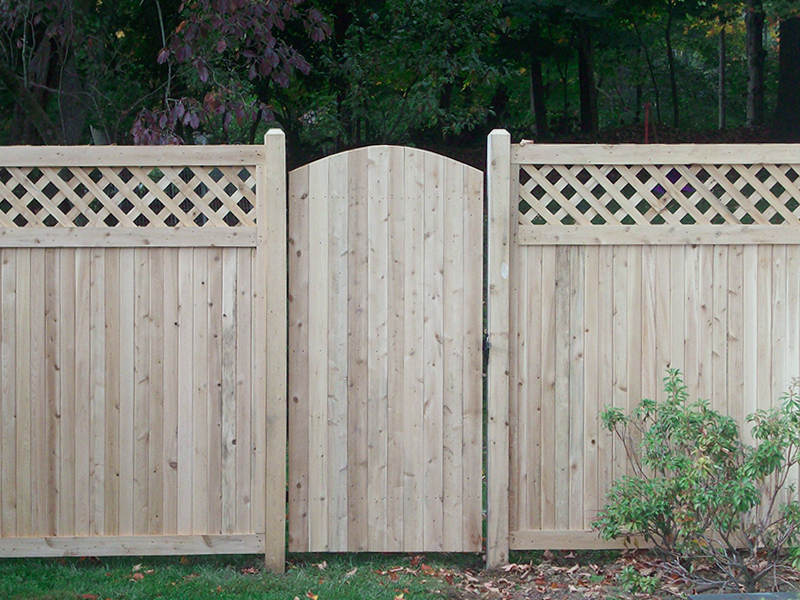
[0,137,287,570]
[497,141,800,552]
[288,146,484,553]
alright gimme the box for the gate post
[486,130,512,568]
[261,129,288,573]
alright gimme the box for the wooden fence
[0,133,287,571]
[287,146,484,553]
[487,130,800,565]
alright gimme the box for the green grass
[0,553,481,600]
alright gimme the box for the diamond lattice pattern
[0,165,257,228]
[518,163,800,227]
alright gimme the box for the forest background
[1,0,799,168]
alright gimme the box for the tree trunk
[746,0,766,128]
[635,24,662,124]
[529,55,548,136]
[776,15,800,140]
[0,59,59,144]
[665,5,680,128]
[576,22,598,133]
[719,22,726,129]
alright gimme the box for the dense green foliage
[594,369,800,592]
[0,0,798,154]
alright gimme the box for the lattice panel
[518,163,800,227]
[0,165,257,227]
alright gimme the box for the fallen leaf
[180,556,190,565]
[132,564,142,572]
[241,566,260,575]
[130,573,144,582]
[314,561,327,570]
[394,594,405,600]
[79,595,99,600]
[306,592,318,600]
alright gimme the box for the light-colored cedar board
[595,247,614,507]
[0,534,265,557]
[553,247,571,530]
[515,224,800,246]
[90,249,106,536]
[176,248,195,535]
[756,246,773,414]
[582,247,600,528]
[367,146,389,551]
[526,247,544,532]
[385,147,405,551]
[486,130,512,568]
[58,251,76,537]
[626,248,643,473]
[74,249,93,536]
[191,249,209,534]
[611,247,628,482]
[509,530,650,550]
[29,249,47,534]
[0,227,257,248]
[287,163,310,552]
[206,247,224,535]
[15,248,31,536]
[0,250,16,537]
[462,165,484,552]
[508,242,526,533]
[345,149,369,552]
[441,160,465,551]
[220,248,238,534]
[44,249,59,538]
[235,249,253,534]
[539,245,557,530]
[742,246,758,444]
[117,249,136,536]
[640,246,658,410]
[511,143,800,165]
[402,148,425,552]
[307,156,330,552]
[103,249,121,537]
[697,247,715,399]
[422,151,445,551]
[0,145,265,166]
[568,246,585,530]
[771,246,787,404]
[147,249,165,536]
[263,130,288,572]
[132,248,150,535]
[727,246,745,429]
[327,151,349,551]
[161,250,180,535]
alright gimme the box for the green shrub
[593,369,800,592]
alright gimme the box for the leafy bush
[593,369,800,592]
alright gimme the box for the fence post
[261,128,287,573]
[486,129,512,568]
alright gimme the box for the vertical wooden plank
[221,248,238,534]
[15,248,31,536]
[654,246,672,378]
[583,247,600,529]
[596,247,614,505]
[509,240,526,535]
[698,247,714,401]
[669,245,685,396]
[207,248,223,534]
[29,249,47,535]
[402,148,425,552]
[367,146,390,551]
[462,166,484,551]
[757,246,773,412]
[742,245,758,443]
[148,249,165,536]
[44,249,59,538]
[611,246,628,481]
[90,249,106,536]
[0,251,16,537]
[787,246,800,403]
[442,160,465,551]
[132,248,149,535]
[626,247,642,460]
[771,246,787,403]
[640,246,658,404]
[727,246,745,428]
[712,246,729,413]
[540,245,557,530]
[235,249,252,534]
[684,245,700,399]
[553,246,570,530]
[176,248,194,535]
[568,246,585,530]
[327,152,349,551]
[162,249,180,535]
[287,164,309,552]
[104,249,121,536]
[347,149,369,552]
[423,151,445,550]
[73,249,91,535]
[192,249,209,534]
[263,130,288,571]
[118,249,135,536]
[308,157,330,551]
[385,147,405,552]
[486,129,511,567]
